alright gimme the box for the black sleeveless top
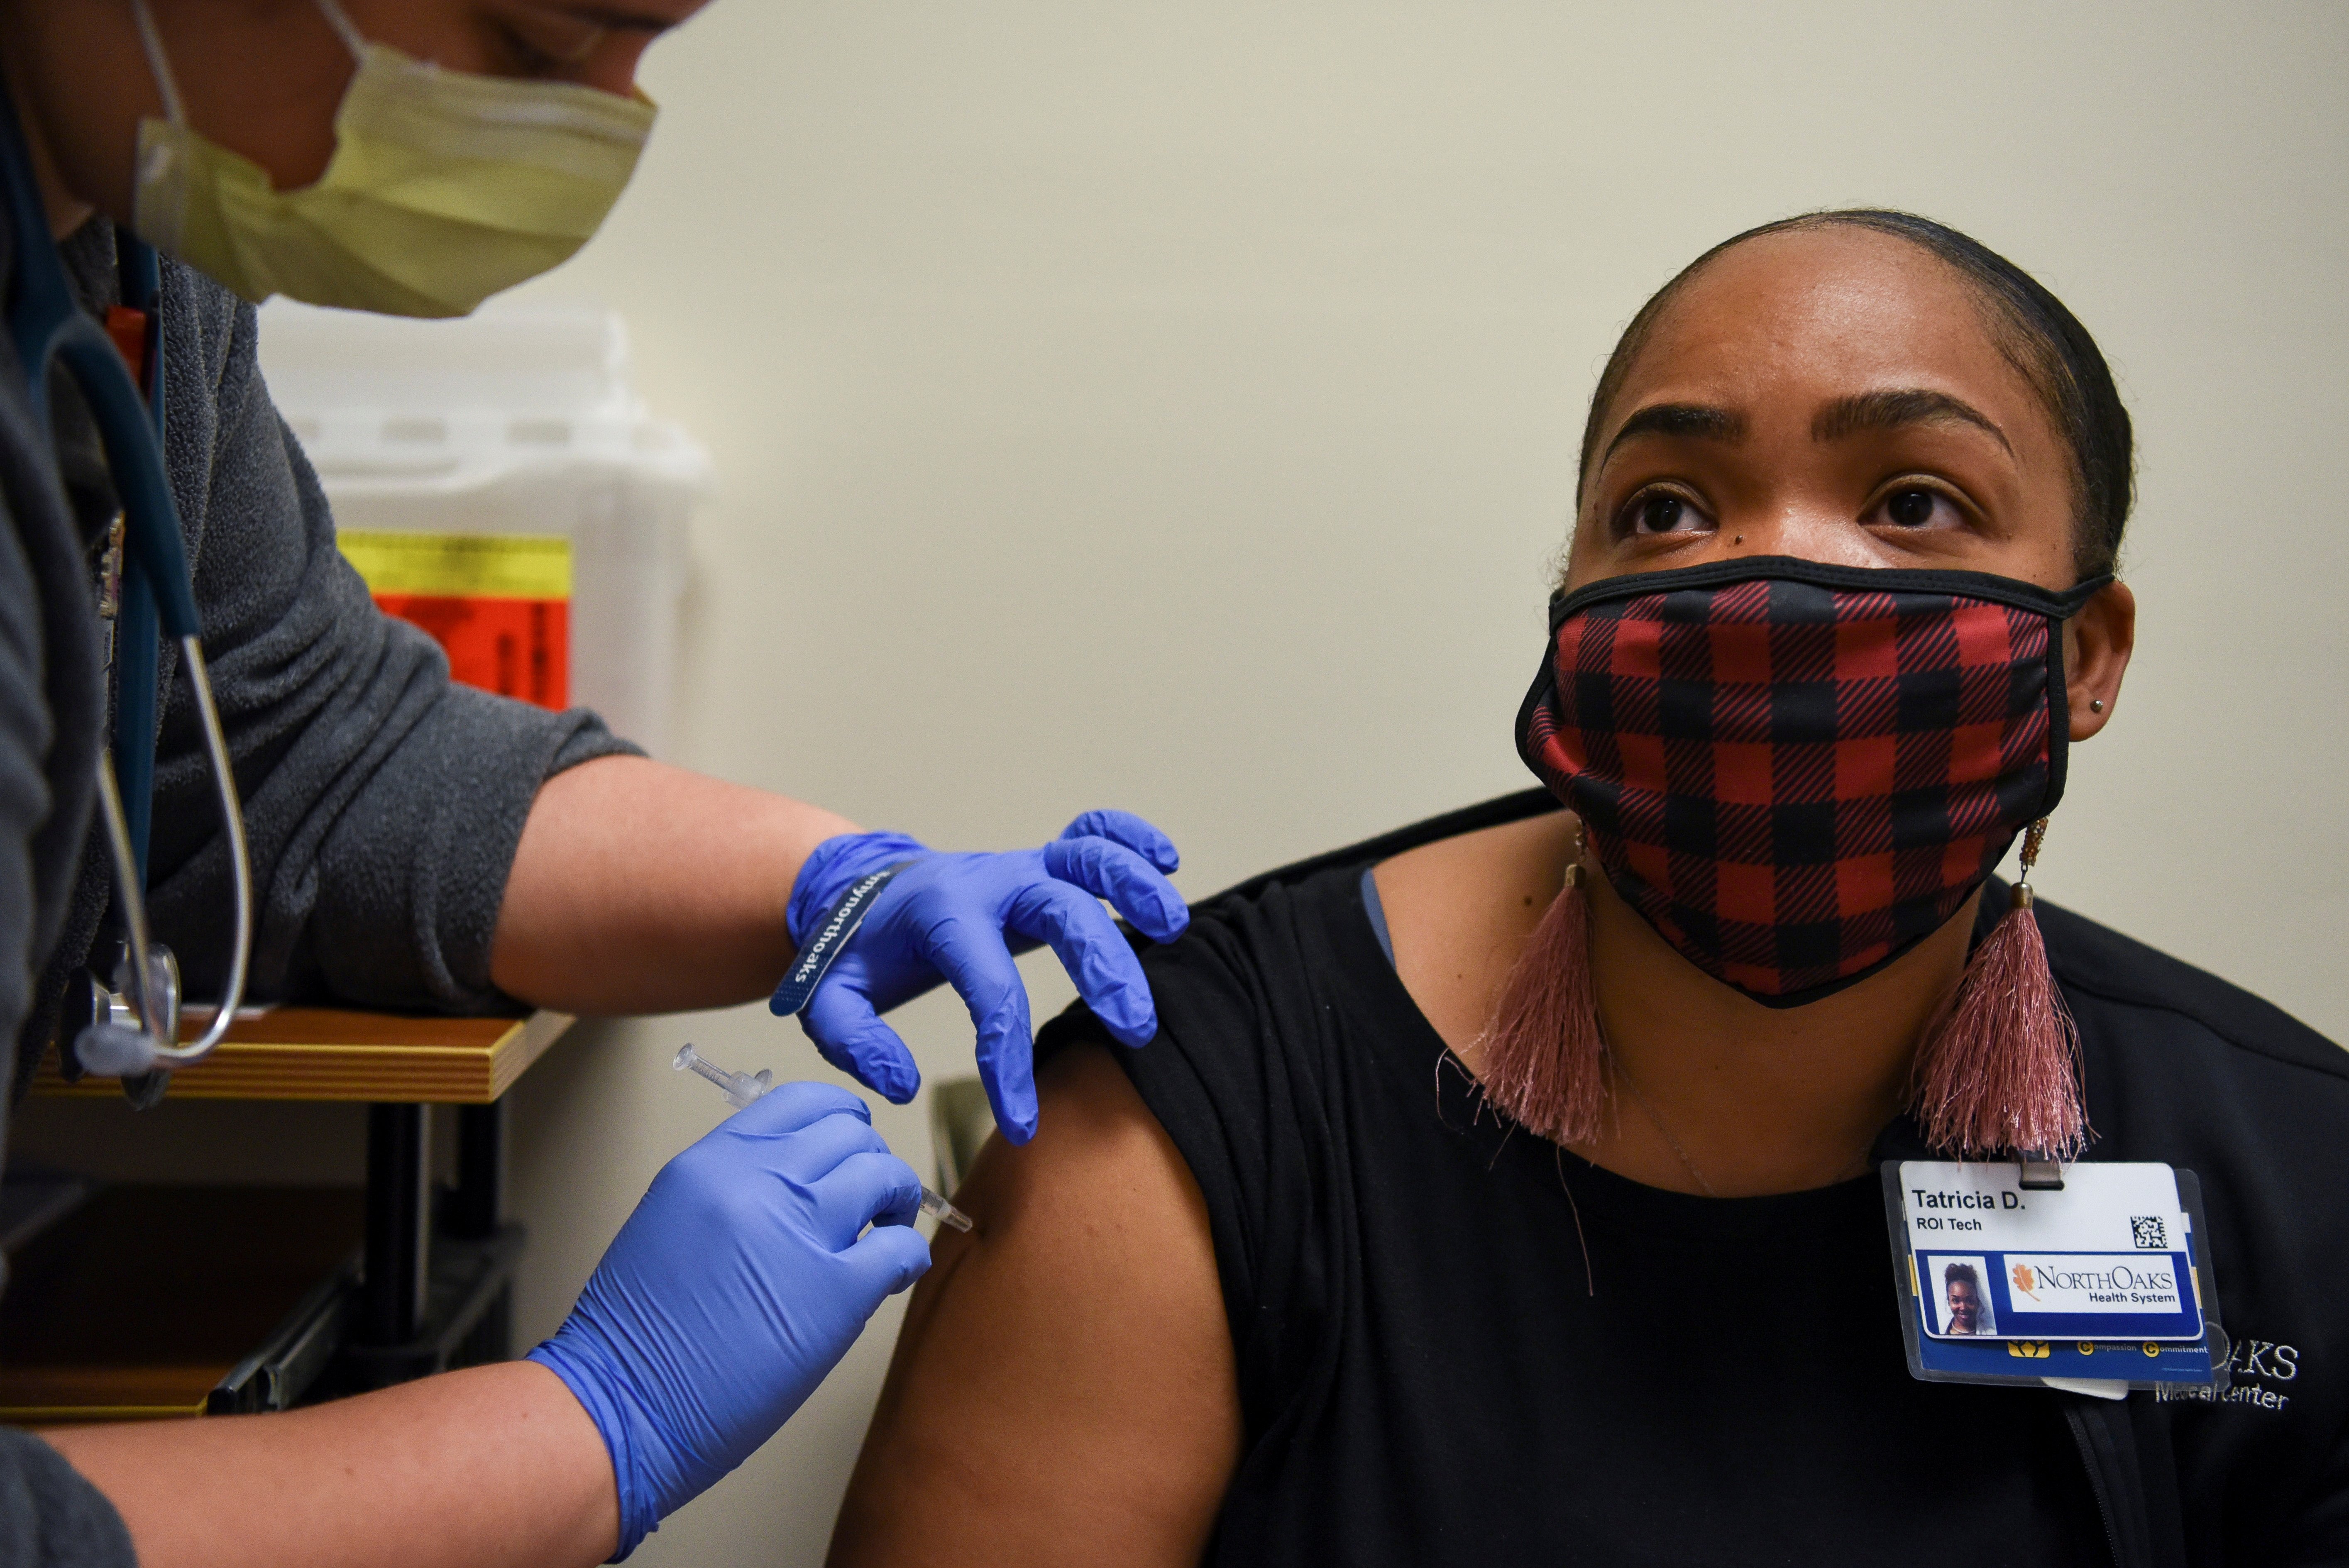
[1037,791,2349,1567]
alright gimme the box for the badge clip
[2017,1156,2065,1191]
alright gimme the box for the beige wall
[488,4,2349,1562]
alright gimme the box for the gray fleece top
[0,217,638,1558]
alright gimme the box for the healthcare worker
[0,2,1189,1564]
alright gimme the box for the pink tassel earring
[1911,818,2087,1160]
[1477,827,1608,1146]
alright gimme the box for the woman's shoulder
[1188,789,1565,914]
[1031,794,1568,1255]
[2045,895,2349,1288]
[2041,896,2347,1099]
[1374,806,1575,1055]
[2042,899,2349,1255]
[1041,790,1567,1057]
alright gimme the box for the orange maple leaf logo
[2010,1262,2038,1299]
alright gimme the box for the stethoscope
[0,83,250,1076]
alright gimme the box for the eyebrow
[1599,403,1748,467]
[550,2,683,31]
[1811,388,2012,455]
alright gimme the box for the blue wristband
[785,831,928,943]
[769,860,912,1017]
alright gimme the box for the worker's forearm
[41,1361,617,1568]
[491,755,858,1015]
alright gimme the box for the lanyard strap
[0,80,198,881]
[0,85,254,1070]
[110,237,166,878]
[0,80,200,632]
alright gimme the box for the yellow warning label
[339,531,572,600]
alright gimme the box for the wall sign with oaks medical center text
[1881,1162,2229,1395]
[339,531,572,710]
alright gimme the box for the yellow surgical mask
[128,0,656,318]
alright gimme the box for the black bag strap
[2063,1394,2187,1568]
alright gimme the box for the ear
[2062,581,2135,742]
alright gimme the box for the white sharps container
[255,301,709,758]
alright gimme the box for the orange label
[340,532,573,712]
[374,593,570,710]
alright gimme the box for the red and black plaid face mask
[1516,557,2109,1006]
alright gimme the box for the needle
[672,1043,975,1232]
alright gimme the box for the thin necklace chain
[1611,1059,1718,1198]
[1611,1062,1879,1193]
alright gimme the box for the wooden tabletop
[29,1008,576,1104]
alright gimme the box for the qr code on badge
[2131,1215,2168,1250]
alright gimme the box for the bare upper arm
[826,1042,1240,1568]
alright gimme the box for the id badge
[1882,1161,2229,1396]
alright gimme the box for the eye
[491,22,563,72]
[1868,485,1966,531]
[489,8,608,75]
[1617,488,1714,538]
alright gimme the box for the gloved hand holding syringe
[675,1043,975,1232]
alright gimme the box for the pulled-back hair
[1576,210,2134,578]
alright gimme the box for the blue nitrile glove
[528,1082,928,1561]
[778,811,1188,1144]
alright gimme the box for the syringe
[673,1043,975,1233]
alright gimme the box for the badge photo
[1926,1256,1998,1337]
